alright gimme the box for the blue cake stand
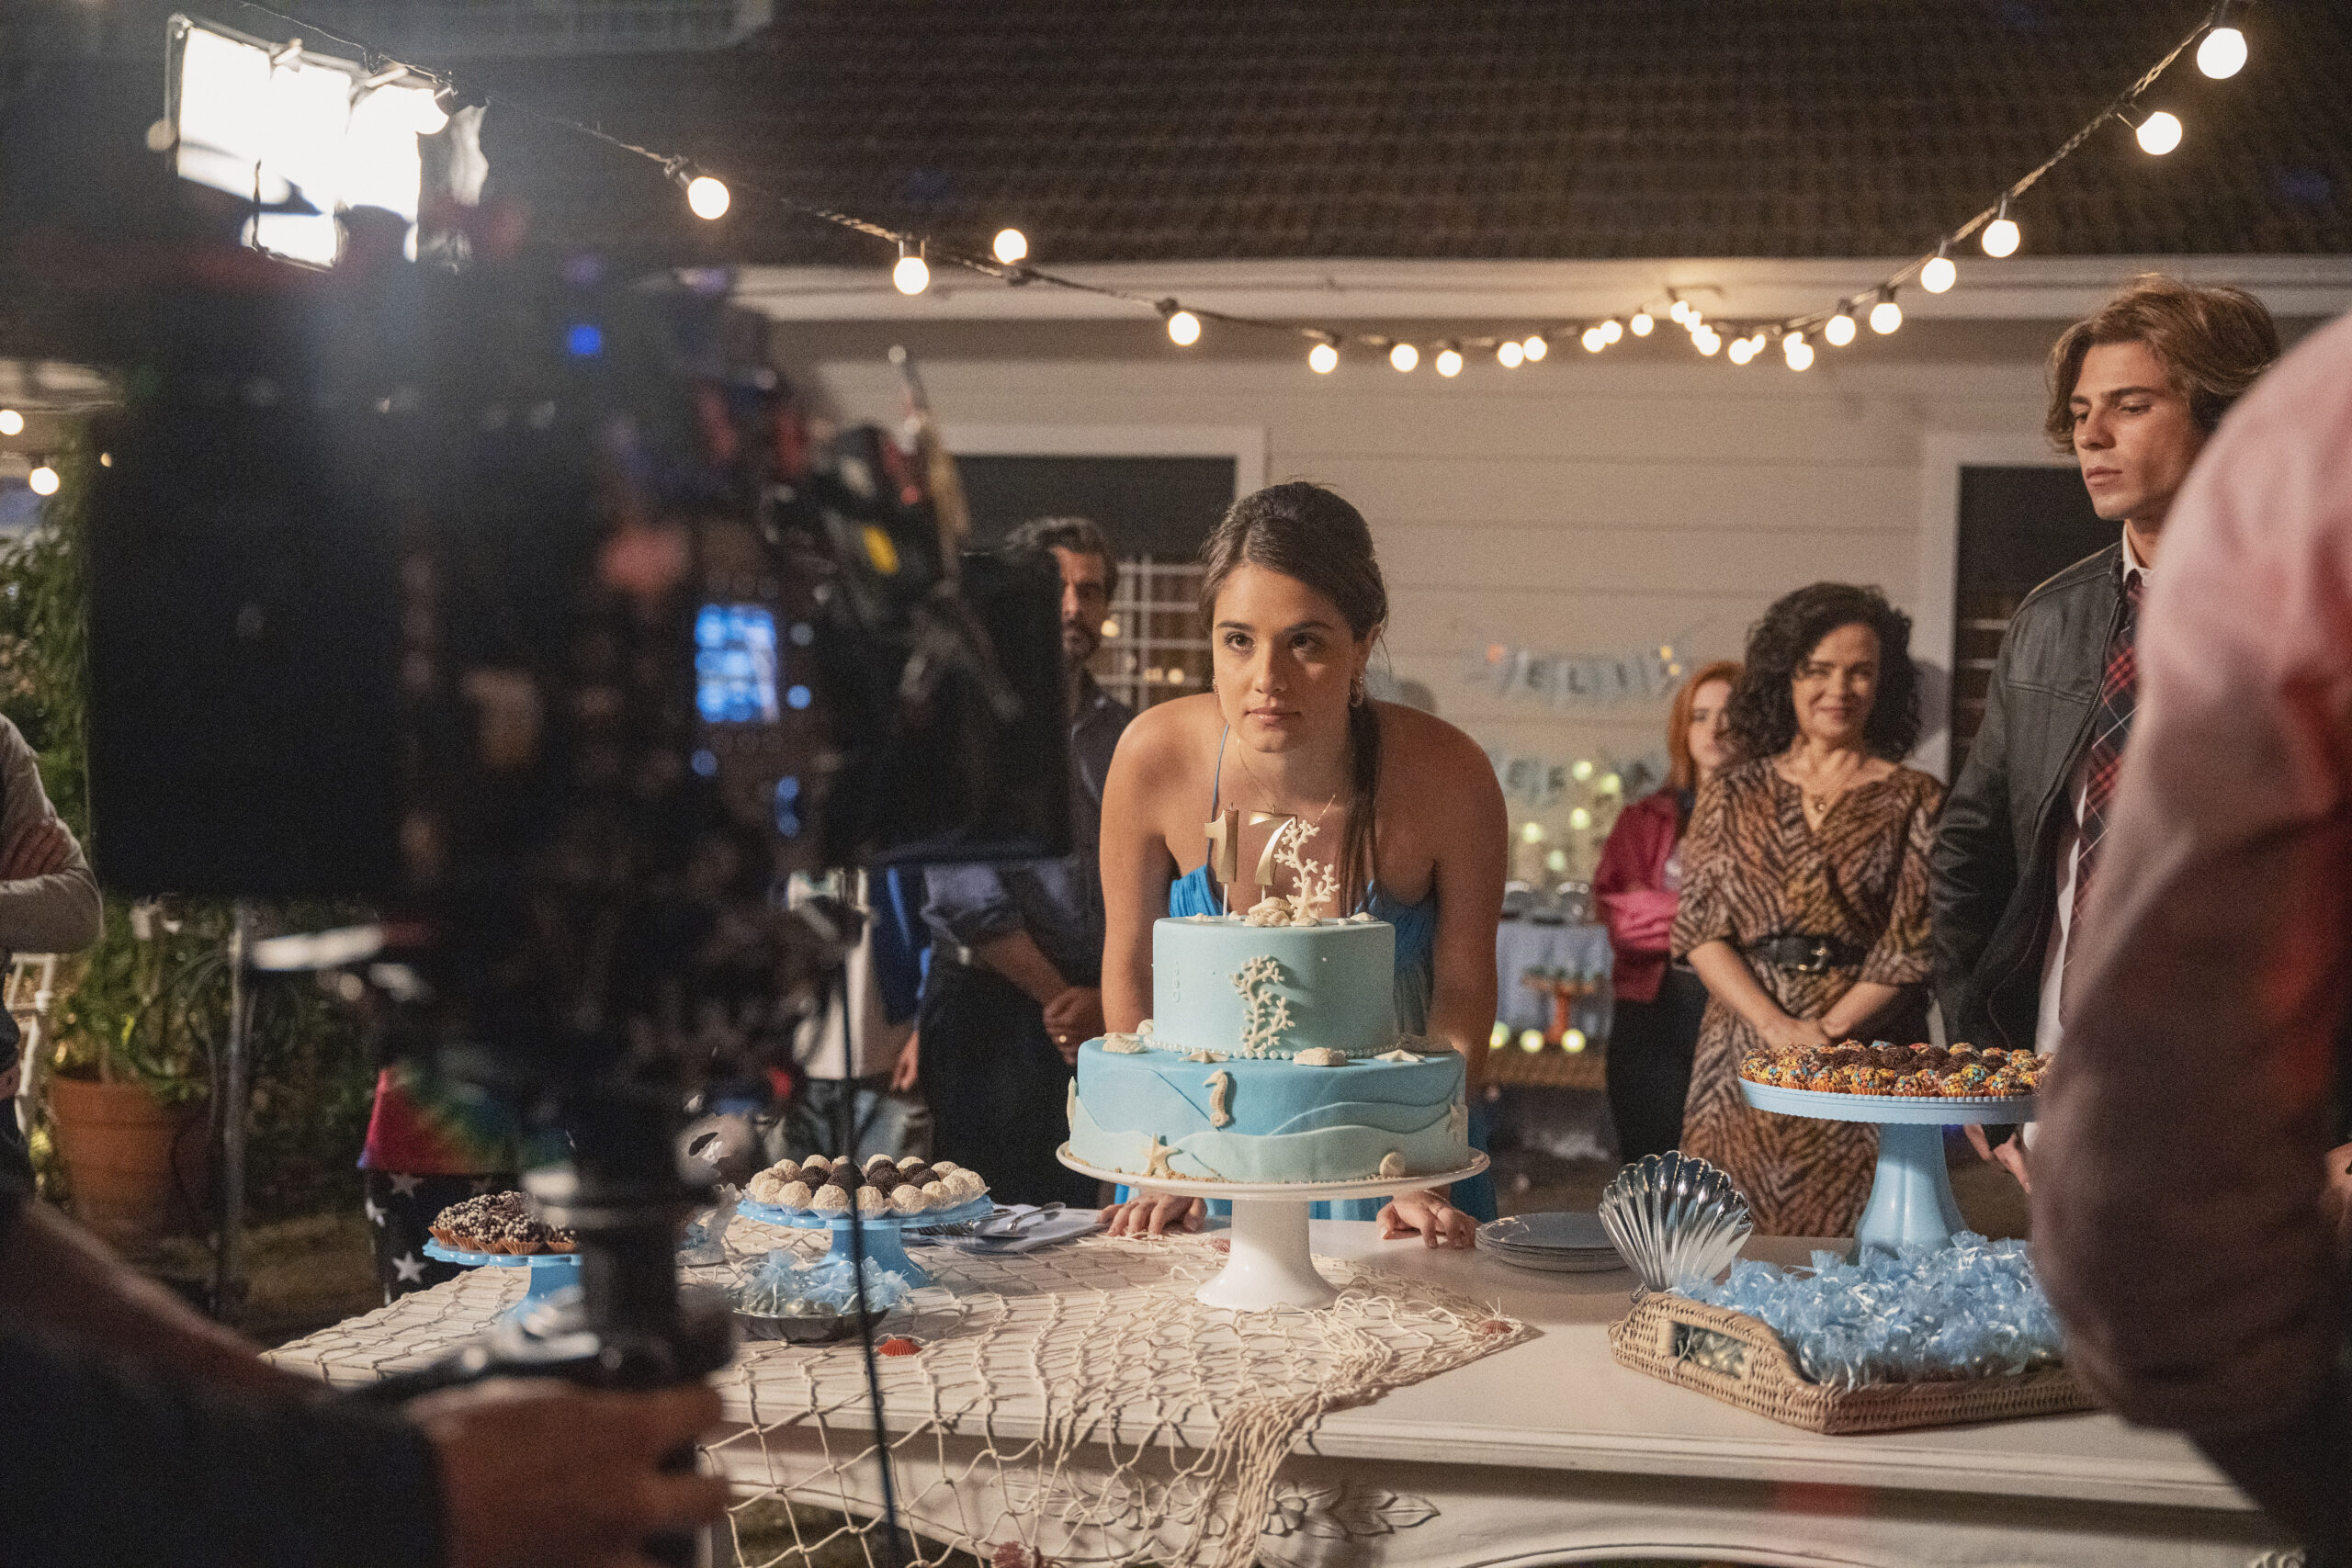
[420,1240,582,1320]
[1738,1080,2036,1256]
[735,1192,994,1287]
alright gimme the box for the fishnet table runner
[272,1219,1534,1567]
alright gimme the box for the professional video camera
[75,254,1070,1557]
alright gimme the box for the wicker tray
[1608,1292,2095,1434]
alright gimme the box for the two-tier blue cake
[1068,913,1468,1185]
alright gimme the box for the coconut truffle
[778,1180,814,1210]
[889,1185,929,1215]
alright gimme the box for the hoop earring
[1350,672,1367,707]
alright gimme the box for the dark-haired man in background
[1929,275,2278,1189]
[912,517,1131,1205]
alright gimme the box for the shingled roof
[462,0,2350,268]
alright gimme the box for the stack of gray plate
[1476,1211,1626,1273]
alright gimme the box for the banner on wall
[1481,745,1666,812]
[1466,637,1690,711]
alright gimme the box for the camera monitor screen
[695,604,783,725]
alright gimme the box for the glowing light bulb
[1101,617,1120,637]
[1600,318,1623,344]
[1309,341,1340,374]
[1668,299,1692,325]
[1921,253,1957,294]
[1694,326,1722,355]
[1783,333,1815,371]
[1496,339,1525,368]
[684,175,730,220]
[1166,309,1201,346]
[1389,343,1419,373]
[1981,204,2020,258]
[28,465,58,497]
[1544,848,1569,873]
[2197,24,2246,79]
[1870,296,1904,334]
[1570,758,1595,782]
[991,227,1028,265]
[1564,1028,1588,1054]
[1630,310,1655,336]
[1521,334,1547,362]
[1824,310,1857,347]
[1521,820,1545,844]
[1490,1021,1510,1049]
[1435,345,1464,378]
[1568,806,1593,830]
[1581,326,1605,354]
[1728,337,1756,365]
[1519,1028,1544,1054]
[0,410,19,435]
[1598,772,1623,795]
[2135,109,2183,156]
[893,251,930,295]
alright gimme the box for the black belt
[1746,934,1864,975]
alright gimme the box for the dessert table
[269,1221,2292,1568]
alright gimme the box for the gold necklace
[1225,744,1343,831]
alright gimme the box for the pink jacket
[1592,790,1681,1004]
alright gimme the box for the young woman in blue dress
[1095,483,1507,1247]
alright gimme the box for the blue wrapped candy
[732,1248,911,1319]
[1677,1233,2064,1390]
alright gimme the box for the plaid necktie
[2071,570,2144,926]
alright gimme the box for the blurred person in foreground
[1931,276,2279,1190]
[0,1162,729,1566]
[917,517,1132,1206]
[1593,660,1740,1164]
[1674,585,1941,1236]
[0,712,103,1183]
[2034,312,2352,1564]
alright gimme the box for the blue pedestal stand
[421,1241,582,1322]
[735,1193,994,1287]
[1737,1082,2037,1257]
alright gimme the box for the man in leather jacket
[1930,276,2279,1185]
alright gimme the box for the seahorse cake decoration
[1205,1070,1234,1128]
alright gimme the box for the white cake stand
[1058,1145,1490,1311]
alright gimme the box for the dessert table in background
[269,1220,2289,1568]
[1492,919,1613,1090]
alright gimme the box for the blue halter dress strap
[1133,725,1496,1224]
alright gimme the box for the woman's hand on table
[1378,1190,1476,1249]
[1099,1190,1203,1236]
[414,1376,731,1568]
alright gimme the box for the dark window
[956,454,1236,712]
[1950,465,2111,774]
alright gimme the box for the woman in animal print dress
[1671,583,1943,1236]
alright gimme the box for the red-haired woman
[1593,660,1740,1164]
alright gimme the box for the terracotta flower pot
[47,1074,209,1247]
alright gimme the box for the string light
[1521,334,1548,362]
[1308,339,1340,374]
[991,227,1028,265]
[1692,325,1722,355]
[892,240,929,295]
[684,174,730,220]
[1162,304,1202,345]
[1920,242,1957,294]
[0,410,19,435]
[1630,310,1654,336]
[1823,307,1857,347]
[1496,339,1525,368]
[1746,329,1770,356]
[1580,325,1606,354]
[1600,318,1623,344]
[1389,343,1419,373]
[1981,195,2020,257]
[1728,336,1757,365]
[1782,331,1815,371]
[1668,299,1692,326]
[2130,106,2184,155]
[28,465,59,497]
[2198,21,2247,79]
[1434,344,1464,378]
[1870,287,1904,334]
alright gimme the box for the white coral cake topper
[1230,954,1295,1057]
[1241,818,1342,927]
